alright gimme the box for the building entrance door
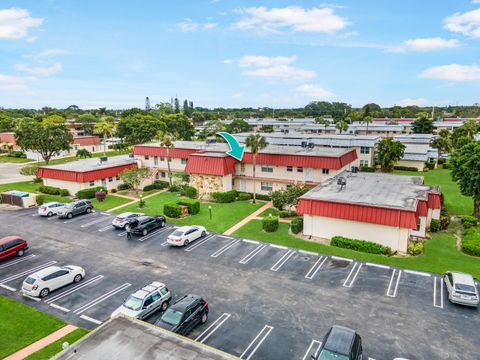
[239,180,246,192]
[306,168,314,182]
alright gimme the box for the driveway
[0,162,34,184]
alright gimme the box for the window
[181,158,187,165]
[261,182,273,191]
[143,296,153,307]
[416,218,422,231]
[360,160,369,167]
[92,147,95,152]
[108,177,113,182]
[160,157,165,162]
[154,156,159,165]
[167,157,171,162]
[116,176,120,181]
[155,173,160,180]
[161,172,166,178]
[160,287,168,296]
[89,181,95,186]
[322,168,329,174]
[240,163,245,172]
[360,146,370,154]
[261,165,273,173]
[297,167,303,173]
[151,291,161,302]
[144,155,149,160]
[287,166,293,172]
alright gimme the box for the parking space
[350,263,393,297]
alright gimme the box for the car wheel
[47,212,53,217]
[39,288,50,298]
[17,249,24,257]
[86,207,92,214]
[67,213,73,219]
[161,220,165,227]
[201,231,206,237]
[201,312,208,324]
[73,274,83,283]
[142,229,148,236]
[184,239,189,246]
[161,301,169,311]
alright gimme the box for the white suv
[22,265,85,298]
[444,271,479,307]
[111,281,172,320]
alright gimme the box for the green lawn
[25,328,89,360]
[112,191,181,215]
[91,195,131,211]
[233,220,480,279]
[0,296,66,358]
[394,168,473,216]
[258,207,279,217]
[0,155,31,163]
[0,181,71,203]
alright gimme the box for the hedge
[117,183,131,191]
[183,186,197,199]
[237,192,271,201]
[462,227,480,257]
[462,215,478,229]
[38,185,69,196]
[143,184,157,192]
[177,198,200,215]
[430,219,440,232]
[237,192,252,201]
[76,186,106,199]
[330,236,392,255]
[154,180,170,189]
[20,165,38,176]
[290,217,303,234]
[394,166,419,172]
[279,210,297,218]
[359,166,376,173]
[212,190,237,203]
[262,216,279,232]
[164,202,182,218]
[9,150,26,158]
[36,195,46,206]
[425,162,436,170]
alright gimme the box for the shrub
[59,189,69,196]
[153,180,169,189]
[32,177,43,184]
[38,185,62,195]
[212,190,237,203]
[442,162,450,169]
[237,192,252,201]
[76,186,106,199]
[359,166,375,172]
[95,191,106,202]
[462,227,480,257]
[9,150,26,158]
[20,165,38,176]
[437,158,446,165]
[111,188,117,193]
[143,184,157,192]
[440,215,450,230]
[462,215,479,229]
[255,193,271,201]
[393,166,419,172]
[164,202,182,218]
[262,216,279,232]
[407,241,424,256]
[425,162,436,170]
[330,236,392,255]
[422,167,429,172]
[177,198,200,215]
[279,210,297,218]
[117,183,131,191]
[169,184,181,192]
[271,190,286,210]
[36,194,46,205]
[290,217,303,234]
[430,219,440,232]
[184,186,197,199]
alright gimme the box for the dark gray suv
[312,325,363,360]
[58,200,93,219]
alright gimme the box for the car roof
[136,215,153,221]
[323,326,356,355]
[117,212,134,218]
[0,236,23,245]
[28,266,62,279]
[131,281,166,299]
[451,272,476,286]
[176,226,196,232]
[172,294,201,310]
[43,202,61,206]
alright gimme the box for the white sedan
[37,202,66,217]
[167,225,207,246]
[22,265,85,298]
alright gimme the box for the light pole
[208,205,212,220]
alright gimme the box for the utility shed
[53,316,237,360]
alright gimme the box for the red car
[0,236,28,262]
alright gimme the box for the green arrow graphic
[217,132,245,161]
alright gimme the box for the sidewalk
[108,189,168,212]
[223,201,272,235]
[5,325,77,360]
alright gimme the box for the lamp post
[208,205,212,220]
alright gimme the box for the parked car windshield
[123,295,143,311]
[64,203,75,209]
[25,277,36,285]
[172,231,185,237]
[455,284,477,294]
[317,350,349,360]
[161,308,183,326]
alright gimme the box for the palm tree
[363,115,372,134]
[315,116,329,133]
[94,121,115,156]
[245,133,268,203]
[158,132,176,186]
[335,120,349,134]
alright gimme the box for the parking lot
[1,207,479,359]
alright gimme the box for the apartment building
[393,134,438,171]
[25,136,103,161]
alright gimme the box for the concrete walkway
[5,324,77,360]
[223,201,272,236]
[254,216,291,223]
[110,192,136,200]
[108,189,168,212]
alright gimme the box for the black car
[155,294,208,335]
[127,216,166,236]
[312,325,363,360]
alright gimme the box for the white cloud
[444,8,480,38]
[222,59,234,64]
[0,8,43,39]
[419,64,480,81]
[396,98,430,106]
[0,73,28,91]
[176,19,199,32]
[295,84,334,99]
[238,55,296,67]
[232,6,348,33]
[204,22,218,29]
[388,37,459,53]
[22,48,68,59]
[15,62,63,77]
[243,65,316,81]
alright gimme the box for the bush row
[462,215,478,229]
[38,185,69,196]
[359,166,376,173]
[330,236,392,255]
[164,202,182,218]
[163,198,201,218]
[430,219,440,232]
[169,184,197,199]
[425,162,436,170]
[393,166,418,172]
[143,180,170,192]
[462,227,480,257]
[279,210,297,218]
[8,151,26,158]
[76,186,106,199]
[177,198,200,215]
[117,183,131,191]
[212,190,237,203]
[290,217,303,234]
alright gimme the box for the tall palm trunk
[366,122,369,135]
[167,147,172,186]
[103,131,107,156]
[252,153,257,203]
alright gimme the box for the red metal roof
[73,136,100,146]
[0,132,16,145]
[185,155,236,176]
[297,198,418,229]
[134,145,196,159]
[37,163,137,182]
[417,200,428,217]
[427,192,441,209]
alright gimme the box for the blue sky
[1,0,480,109]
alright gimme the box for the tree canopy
[411,116,434,134]
[376,138,405,172]
[116,114,165,145]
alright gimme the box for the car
[22,265,85,298]
[166,225,207,246]
[127,216,166,236]
[37,202,66,217]
[111,281,171,320]
[155,294,208,335]
[444,271,479,307]
[112,212,143,229]
[0,236,28,262]
[312,325,363,360]
[57,200,93,219]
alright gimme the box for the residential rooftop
[40,155,137,172]
[301,172,434,211]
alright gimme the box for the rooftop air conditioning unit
[129,153,134,158]
[351,166,358,173]
[100,156,108,162]
[301,141,308,148]
[337,177,347,191]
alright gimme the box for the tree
[94,121,115,155]
[119,167,151,194]
[450,141,480,218]
[245,133,268,203]
[432,130,451,158]
[412,116,434,134]
[15,120,73,165]
[451,120,480,150]
[77,113,97,135]
[183,99,189,114]
[76,148,92,158]
[0,113,14,132]
[376,138,405,172]
[158,132,176,186]
[362,103,381,116]
[363,115,373,134]
[162,113,194,140]
[315,116,330,133]
[116,114,165,145]
[227,119,251,133]
[174,98,180,113]
[335,120,348,134]
[43,114,65,125]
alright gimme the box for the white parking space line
[0,284,17,291]
[0,254,36,270]
[98,225,114,232]
[298,249,318,256]
[269,244,288,250]
[305,256,328,280]
[242,239,259,245]
[45,275,105,304]
[161,241,169,247]
[217,235,233,240]
[343,262,363,288]
[0,261,57,284]
[433,277,444,309]
[118,231,127,237]
[211,239,241,258]
[195,313,231,343]
[73,283,131,315]
[80,216,112,228]
[138,227,172,242]
[50,303,70,312]
[404,269,431,277]
[302,340,322,360]
[331,255,353,263]
[79,314,103,325]
[240,325,274,360]
[47,216,58,221]
[239,244,267,265]
[386,269,402,298]
[22,293,41,302]
[63,213,96,224]
[366,262,390,270]
[100,212,111,216]
[185,234,215,252]
[270,249,295,272]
